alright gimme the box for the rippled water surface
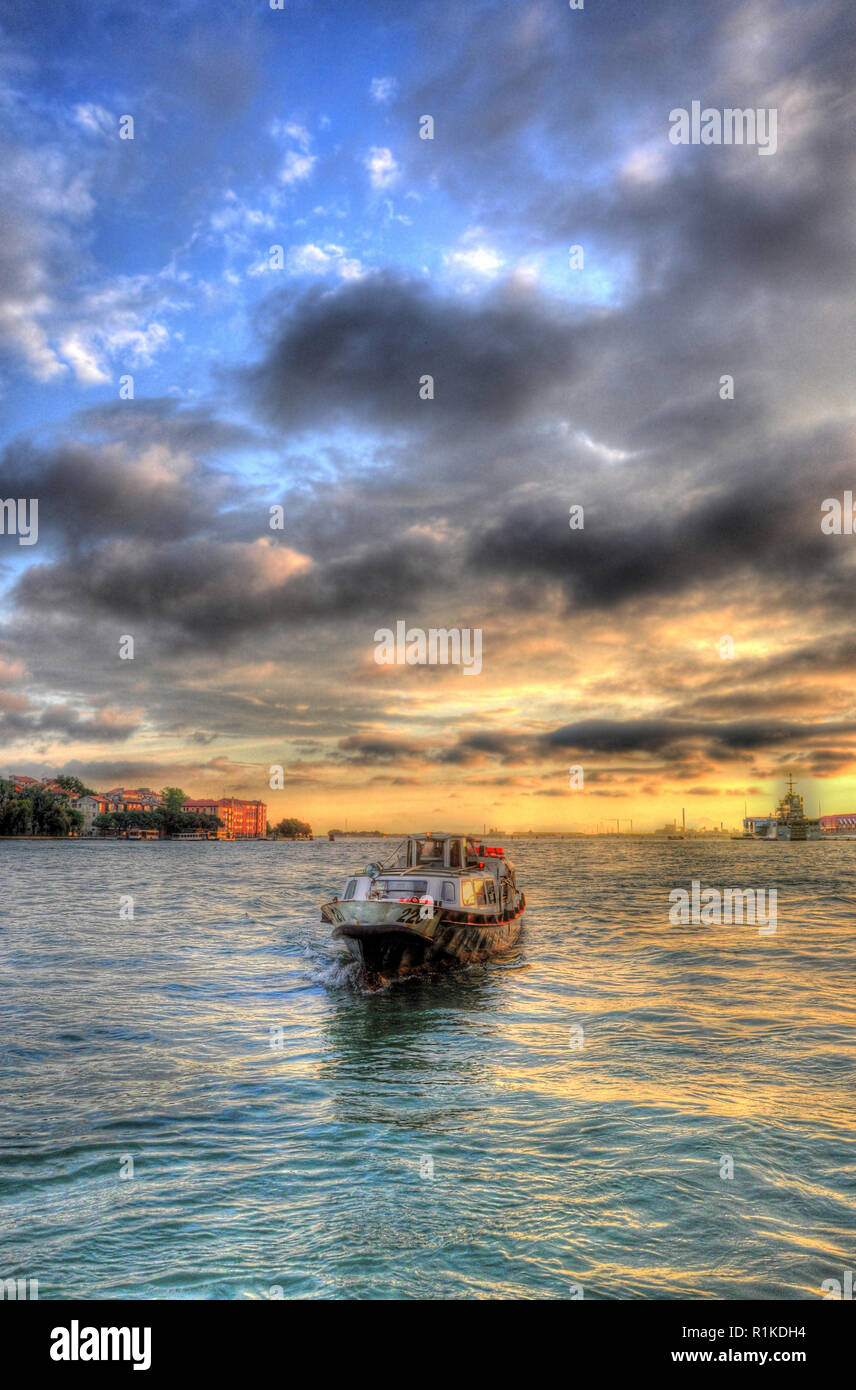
[1,837,854,1299]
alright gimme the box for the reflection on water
[0,838,854,1298]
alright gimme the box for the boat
[321,832,525,983]
[742,776,821,841]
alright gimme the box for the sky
[0,0,855,833]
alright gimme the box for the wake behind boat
[321,832,525,983]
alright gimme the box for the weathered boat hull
[324,897,525,981]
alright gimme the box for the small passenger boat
[321,832,525,982]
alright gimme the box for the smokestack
[682,807,686,832]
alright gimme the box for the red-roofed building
[102,788,164,813]
[820,814,856,835]
[182,796,266,839]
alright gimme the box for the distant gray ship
[742,777,821,841]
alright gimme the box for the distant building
[182,796,267,839]
[10,775,75,799]
[743,816,773,837]
[819,813,856,835]
[11,775,41,793]
[76,794,108,836]
[3,775,268,841]
[102,788,164,814]
[40,778,71,796]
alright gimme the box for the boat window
[414,838,444,865]
[378,879,428,895]
[442,881,456,903]
[485,879,496,904]
[460,880,475,906]
[473,880,487,905]
[343,879,357,900]
[449,840,461,867]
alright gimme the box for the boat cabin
[380,831,507,870]
[339,832,518,913]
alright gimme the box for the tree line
[0,778,313,839]
[94,809,223,836]
[270,818,313,839]
[0,778,85,836]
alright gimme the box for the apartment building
[181,796,267,839]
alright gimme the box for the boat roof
[374,865,491,878]
[405,831,491,840]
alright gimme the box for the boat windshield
[413,838,444,865]
[377,879,429,895]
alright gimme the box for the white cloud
[444,246,505,276]
[574,430,638,464]
[102,321,170,365]
[73,103,115,137]
[58,332,110,385]
[280,149,316,185]
[0,140,95,380]
[209,191,275,255]
[0,302,66,381]
[284,243,363,279]
[55,316,170,385]
[210,193,274,235]
[270,119,312,149]
[269,120,318,186]
[383,199,412,227]
[370,76,398,105]
[364,145,399,189]
[620,146,668,186]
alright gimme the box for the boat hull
[324,897,524,981]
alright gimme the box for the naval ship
[742,777,821,841]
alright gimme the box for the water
[1,837,854,1300]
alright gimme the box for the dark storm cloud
[0,434,232,545]
[244,272,581,434]
[405,0,722,197]
[468,421,855,611]
[9,752,266,792]
[543,718,856,758]
[72,399,269,457]
[435,730,537,766]
[0,701,140,744]
[12,530,451,643]
[337,734,413,763]
[403,0,856,293]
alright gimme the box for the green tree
[0,788,32,835]
[93,808,221,838]
[160,787,186,814]
[0,782,83,836]
[273,817,313,839]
